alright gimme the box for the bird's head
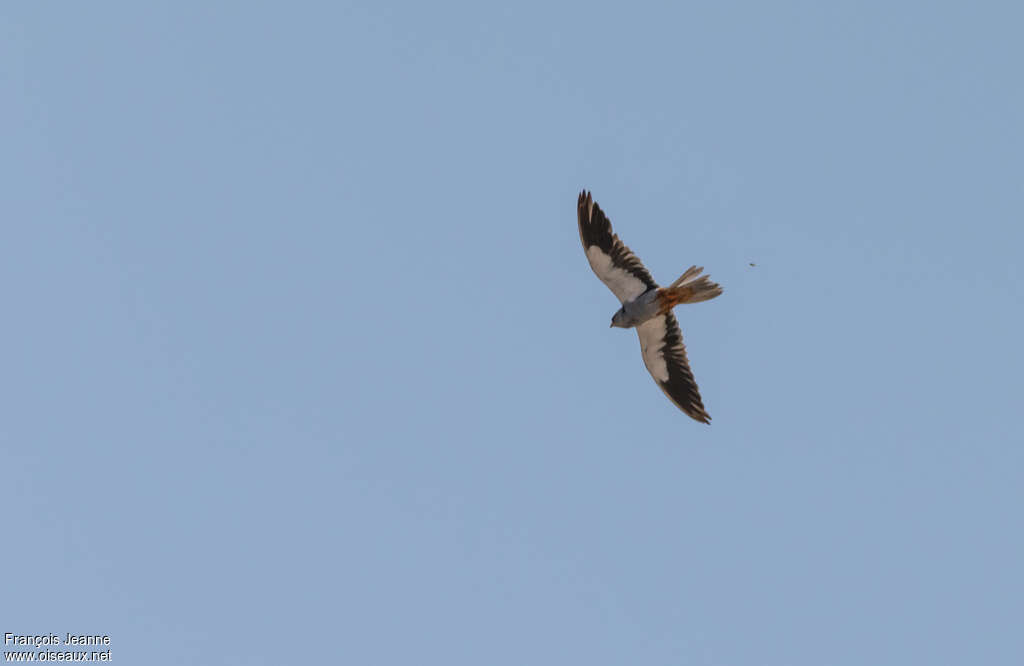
[610,308,630,328]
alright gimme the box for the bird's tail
[657,266,722,312]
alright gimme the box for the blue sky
[3,2,1022,664]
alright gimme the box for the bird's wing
[635,312,711,423]
[577,190,658,304]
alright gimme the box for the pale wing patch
[585,245,652,304]
[636,315,670,382]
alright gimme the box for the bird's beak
[609,322,614,328]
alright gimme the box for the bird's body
[577,191,722,423]
[611,289,661,328]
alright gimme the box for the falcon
[577,190,722,423]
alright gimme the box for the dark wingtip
[686,404,712,424]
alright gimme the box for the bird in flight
[577,191,722,423]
